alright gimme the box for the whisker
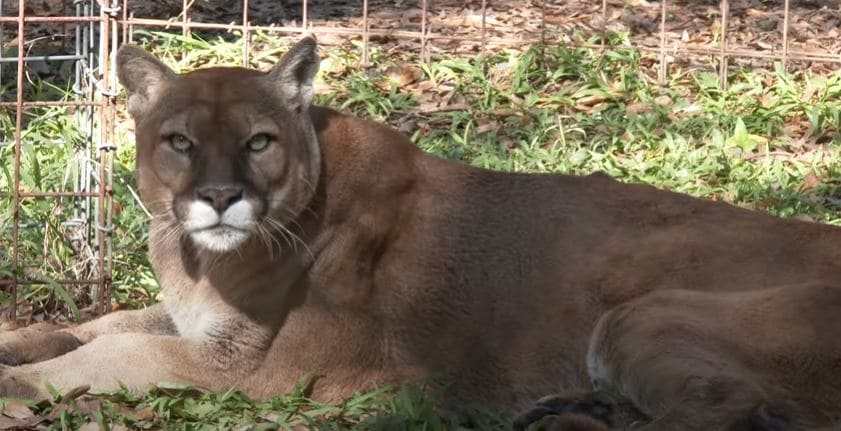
[297,176,317,195]
[266,199,318,220]
[149,224,178,251]
[263,215,314,263]
[156,223,183,248]
[269,220,296,253]
[271,219,300,254]
[262,224,284,259]
[205,251,224,275]
[256,224,276,261]
[272,206,308,234]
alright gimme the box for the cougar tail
[749,402,823,431]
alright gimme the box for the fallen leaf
[130,406,156,421]
[420,102,470,113]
[58,385,90,402]
[800,173,824,191]
[475,118,498,134]
[0,416,28,429]
[383,65,422,87]
[576,95,609,107]
[2,401,34,419]
[77,423,101,431]
[654,95,672,106]
[260,412,281,422]
[625,102,652,114]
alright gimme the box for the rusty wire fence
[1,0,840,320]
[1,0,118,319]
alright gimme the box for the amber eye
[246,134,271,152]
[168,134,192,153]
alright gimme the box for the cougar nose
[197,186,243,213]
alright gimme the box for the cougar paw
[0,368,43,400]
[513,392,614,431]
[541,414,612,431]
[36,332,83,362]
[0,345,20,366]
[0,330,82,366]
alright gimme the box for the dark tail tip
[749,403,810,431]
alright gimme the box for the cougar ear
[268,36,320,113]
[116,44,176,118]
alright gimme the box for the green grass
[3,30,841,428]
[3,380,508,431]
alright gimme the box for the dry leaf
[625,102,652,114]
[475,119,498,134]
[654,95,672,106]
[800,173,824,191]
[260,412,281,422]
[792,214,815,223]
[118,405,154,423]
[383,65,423,87]
[576,95,609,107]
[488,108,518,117]
[0,416,27,429]
[2,401,34,419]
[77,423,101,431]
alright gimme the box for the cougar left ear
[268,36,320,113]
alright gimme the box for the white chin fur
[185,200,255,252]
[191,227,250,252]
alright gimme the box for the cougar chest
[166,291,223,341]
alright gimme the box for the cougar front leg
[0,304,174,366]
[0,326,265,400]
[62,302,175,343]
[0,323,82,366]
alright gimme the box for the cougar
[2,37,841,430]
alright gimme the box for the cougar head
[116,37,322,254]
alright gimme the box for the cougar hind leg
[517,284,841,431]
[585,293,816,431]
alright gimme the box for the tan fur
[2,38,841,428]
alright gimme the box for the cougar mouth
[183,200,257,252]
[192,224,248,233]
[191,225,252,253]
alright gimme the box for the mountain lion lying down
[1,37,841,429]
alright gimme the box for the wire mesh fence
[1,0,117,319]
[2,0,840,319]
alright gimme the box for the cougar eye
[246,134,271,152]
[168,134,192,153]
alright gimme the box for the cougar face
[118,39,322,254]
[149,83,305,253]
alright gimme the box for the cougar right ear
[268,36,320,114]
[116,45,176,118]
